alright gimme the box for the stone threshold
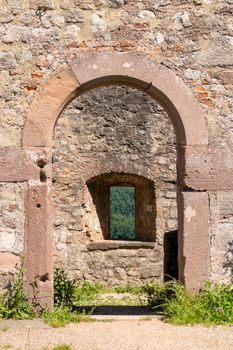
[87,240,155,251]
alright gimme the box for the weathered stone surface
[25,184,53,308]
[0,52,17,70]
[29,0,56,10]
[57,245,163,285]
[209,191,233,283]
[88,241,156,250]
[0,0,233,295]
[65,9,84,23]
[210,70,233,85]
[107,0,124,8]
[0,183,26,255]
[0,147,51,182]
[23,67,78,147]
[52,85,177,283]
[0,253,20,288]
[178,146,233,191]
[91,13,107,32]
[178,191,210,291]
[195,35,233,66]
[0,9,14,23]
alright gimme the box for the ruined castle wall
[0,0,233,286]
[52,86,177,284]
[0,183,27,286]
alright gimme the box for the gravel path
[0,318,233,350]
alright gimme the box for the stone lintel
[178,145,233,191]
[88,241,155,251]
[0,147,51,182]
[178,191,210,291]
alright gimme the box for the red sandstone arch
[23,51,208,147]
[22,51,210,308]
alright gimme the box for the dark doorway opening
[164,230,178,281]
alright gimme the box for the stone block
[178,191,210,291]
[178,146,233,191]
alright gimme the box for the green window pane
[110,186,135,240]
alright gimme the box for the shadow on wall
[223,240,233,281]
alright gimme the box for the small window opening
[87,172,155,242]
[110,186,135,240]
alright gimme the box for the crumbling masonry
[0,0,233,307]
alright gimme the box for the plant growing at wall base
[54,269,76,308]
[142,280,177,312]
[0,257,35,319]
[42,306,94,327]
[143,280,233,325]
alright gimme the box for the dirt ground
[0,317,233,350]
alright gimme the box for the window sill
[87,240,155,251]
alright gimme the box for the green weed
[142,280,177,312]
[0,257,35,320]
[54,269,76,308]
[42,306,94,327]
[53,345,74,350]
[54,269,103,308]
[74,281,103,306]
[140,316,153,321]
[112,284,143,295]
[143,280,233,325]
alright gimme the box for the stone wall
[0,0,233,288]
[0,183,26,286]
[52,86,177,284]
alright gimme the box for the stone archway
[22,51,210,308]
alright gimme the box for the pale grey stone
[65,9,84,23]
[91,13,107,32]
[0,10,14,23]
[185,68,201,80]
[0,52,17,70]
[107,0,124,8]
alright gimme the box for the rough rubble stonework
[0,0,232,294]
[0,182,27,286]
[53,86,177,284]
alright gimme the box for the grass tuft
[53,345,74,350]
[42,306,94,327]
[143,280,233,325]
[112,284,143,295]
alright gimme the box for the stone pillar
[23,147,53,309]
[25,183,53,308]
[178,191,210,291]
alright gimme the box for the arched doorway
[22,51,210,308]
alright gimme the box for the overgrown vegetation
[143,280,233,325]
[42,306,93,327]
[0,258,35,320]
[74,280,103,306]
[1,263,233,327]
[43,269,97,327]
[54,268,103,307]
[54,269,76,308]
[112,284,143,294]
